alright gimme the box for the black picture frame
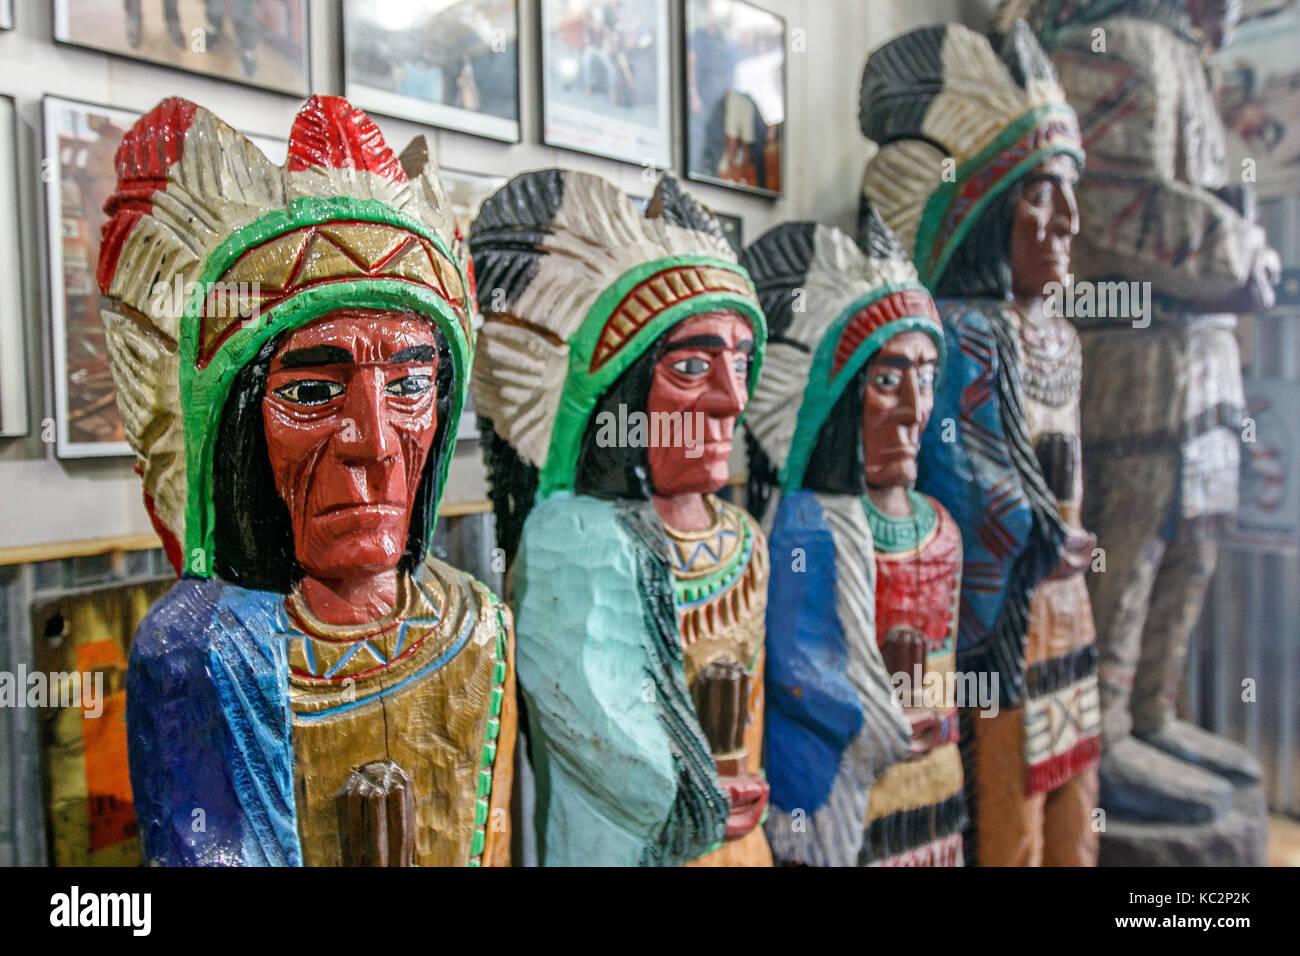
[682,0,785,198]
[42,94,286,458]
[538,0,673,169]
[341,0,522,144]
[52,0,311,98]
[0,93,28,436]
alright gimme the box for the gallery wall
[0,0,996,552]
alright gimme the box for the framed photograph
[52,0,310,97]
[44,96,287,458]
[0,95,28,436]
[344,0,520,143]
[684,0,785,197]
[714,210,743,253]
[1218,1,1300,198]
[1225,378,1300,553]
[540,0,671,168]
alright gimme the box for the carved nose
[339,370,397,463]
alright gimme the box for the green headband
[178,198,473,575]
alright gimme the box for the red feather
[287,95,405,182]
[97,97,198,295]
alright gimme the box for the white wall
[0,0,990,550]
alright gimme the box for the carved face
[646,311,754,498]
[262,310,440,585]
[1009,154,1079,298]
[861,330,939,490]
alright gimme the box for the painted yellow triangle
[222,230,310,292]
[317,223,407,271]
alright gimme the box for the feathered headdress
[742,210,944,495]
[858,19,1082,288]
[98,96,473,576]
[470,170,766,498]
[993,0,1194,48]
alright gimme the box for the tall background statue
[859,20,1101,865]
[98,96,515,866]
[743,216,963,866]
[999,0,1278,862]
[471,171,772,866]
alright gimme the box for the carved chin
[650,453,732,497]
[296,522,408,578]
[866,460,918,490]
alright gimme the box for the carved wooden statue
[742,217,964,866]
[470,171,772,866]
[859,20,1101,865]
[997,0,1275,843]
[99,96,515,866]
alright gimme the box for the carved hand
[1047,527,1096,580]
[721,770,770,841]
[1198,246,1281,314]
[903,707,942,760]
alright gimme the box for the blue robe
[126,578,302,866]
[915,298,1067,707]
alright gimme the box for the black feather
[646,173,728,245]
[468,169,567,314]
[859,25,950,144]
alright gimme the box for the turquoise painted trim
[862,489,938,553]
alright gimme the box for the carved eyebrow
[390,344,438,363]
[871,354,938,369]
[663,335,755,353]
[278,345,352,368]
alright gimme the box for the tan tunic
[282,557,516,867]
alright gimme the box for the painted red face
[1009,154,1079,298]
[646,311,754,497]
[861,330,938,490]
[262,310,440,588]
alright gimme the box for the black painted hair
[211,319,455,592]
[931,184,1020,300]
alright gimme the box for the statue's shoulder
[416,556,511,640]
[714,495,767,549]
[133,578,279,659]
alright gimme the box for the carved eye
[386,374,434,398]
[733,354,751,375]
[870,370,903,390]
[274,380,344,406]
[671,357,710,375]
[918,368,936,389]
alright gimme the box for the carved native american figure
[859,21,1101,865]
[471,171,772,866]
[996,0,1275,828]
[743,216,964,867]
[99,96,515,866]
